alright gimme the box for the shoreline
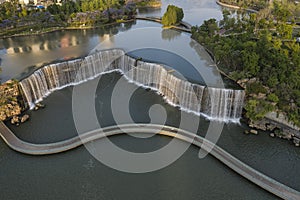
[203,41,300,146]
[212,0,300,145]
[216,1,258,13]
[0,1,163,40]
[1,10,299,146]
[0,16,193,40]
[136,2,162,9]
[0,19,136,40]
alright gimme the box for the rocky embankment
[238,78,300,147]
[0,80,29,125]
[250,112,300,146]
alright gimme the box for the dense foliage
[191,2,300,125]
[220,0,300,15]
[161,5,183,26]
[220,0,300,24]
[135,0,161,8]
[0,0,136,35]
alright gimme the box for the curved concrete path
[216,1,258,13]
[0,121,299,199]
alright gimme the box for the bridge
[0,121,299,199]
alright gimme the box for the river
[0,0,299,199]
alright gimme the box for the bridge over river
[0,122,299,200]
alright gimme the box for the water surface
[0,0,299,199]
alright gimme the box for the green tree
[276,23,293,39]
[161,5,184,26]
[267,93,279,103]
[47,4,61,15]
[273,0,292,22]
[241,50,259,76]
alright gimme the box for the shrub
[267,93,279,103]
[161,5,184,26]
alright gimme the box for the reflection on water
[0,21,137,82]
[161,29,182,41]
[0,1,299,199]
[0,21,223,87]
[138,0,223,25]
[92,27,223,87]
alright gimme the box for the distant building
[18,0,61,6]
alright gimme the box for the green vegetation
[220,0,269,10]
[244,99,274,120]
[0,79,22,121]
[219,0,300,24]
[191,1,300,125]
[220,0,300,15]
[161,5,183,26]
[0,0,137,37]
[135,0,161,8]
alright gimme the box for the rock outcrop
[238,78,300,146]
[0,80,27,123]
[249,111,300,146]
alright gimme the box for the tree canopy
[161,5,183,26]
[191,6,300,125]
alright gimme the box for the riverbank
[0,80,28,124]
[216,1,258,13]
[210,1,300,146]
[0,19,136,40]
[205,44,300,146]
[136,0,162,8]
[0,16,191,40]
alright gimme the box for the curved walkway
[0,122,299,199]
[216,1,258,13]
[135,17,192,33]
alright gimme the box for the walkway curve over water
[0,122,299,199]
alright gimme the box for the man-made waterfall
[202,88,245,121]
[19,49,245,123]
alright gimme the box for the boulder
[282,133,292,140]
[11,115,19,125]
[10,106,21,116]
[36,103,45,109]
[293,137,300,147]
[20,114,29,123]
[249,120,267,130]
[34,103,46,111]
[0,111,7,121]
[250,129,258,135]
[0,80,23,121]
[248,78,257,84]
[257,93,266,99]
[237,78,249,88]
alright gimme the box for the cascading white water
[19,49,245,122]
[202,88,245,123]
